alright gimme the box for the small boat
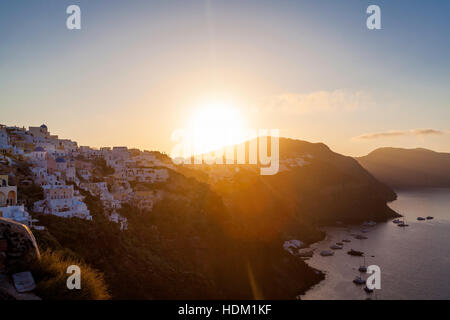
[393,219,401,224]
[342,239,351,243]
[361,229,369,233]
[426,216,434,220]
[353,276,365,285]
[417,217,425,221]
[297,249,314,258]
[364,286,374,294]
[359,257,367,272]
[336,242,344,246]
[320,250,335,256]
[354,234,368,240]
[330,244,343,250]
[348,249,364,256]
[397,218,409,227]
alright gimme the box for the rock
[12,271,36,293]
[0,218,40,266]
[0,274,41,300]
[283,239,304,255]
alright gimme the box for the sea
[301,188,450,300]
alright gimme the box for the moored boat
[348,249,364,256]
[358,257,367,272]
[297,249,314,258]
[364,286,374,294]
[320,250,335,256]
[353,276,365,285]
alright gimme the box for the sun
[187,101,247,155]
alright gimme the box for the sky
[1,0,449,156]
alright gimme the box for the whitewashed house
[0,175,32,226]
[34,183,92,220]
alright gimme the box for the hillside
[33,168,323,299]
[2,134,397,300]
[178,137,399,242]
[356,147,450,189]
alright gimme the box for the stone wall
[0,218,40,273]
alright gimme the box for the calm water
[301,188,450,300]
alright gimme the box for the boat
[417,217,425,221]
[397,218,409,227]
[330,244,343,250]
[354,234,368,240]
[358,257,367,272]
[347,249,364,256]
[353,276,365,285]
[393,219,401,224]
[320,250,335,256]
[342,239,351,243]
[336,242,344,246]
[426,216,434,220]
[361,229,369,233]
[364,286,374,294]
[297,249,314,258]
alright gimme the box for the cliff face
[180,138,398,244]
[8,138,399,300]
[273,139,398,223]
[34,169,323,299]
[356,147,450,189]
[0,217,40,266]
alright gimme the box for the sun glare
[187,101,248,154]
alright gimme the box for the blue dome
[56,157,66,163]
[40,124,47,129]
[34,146,45,152]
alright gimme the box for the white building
[123,167,169,183]
[0,205,31,226]
[108,211,128,231]
[29,146,47,167]
[0,126,11,149]
[34,183,92,220]
[0,175,32,226]
[28,124,50,139]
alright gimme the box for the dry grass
[29,250,110,300]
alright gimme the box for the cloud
[355,129,446,140]
[262,90,371,115]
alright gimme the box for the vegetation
[27,250,110,300]
[93,158,115,176]
[32,169,323,299]
[12,137,399,300]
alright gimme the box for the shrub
[28,250,110,300]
